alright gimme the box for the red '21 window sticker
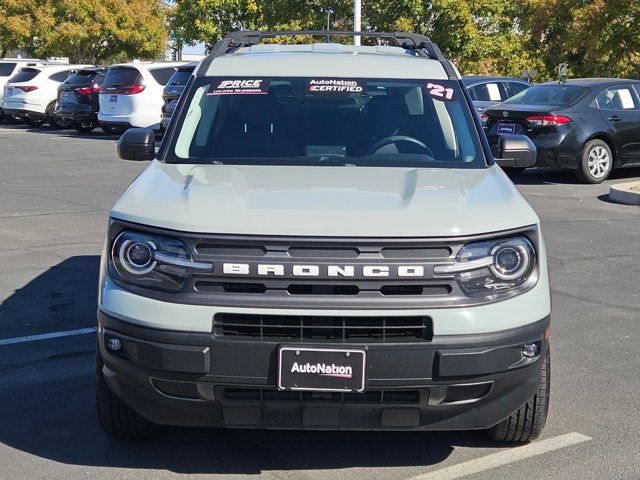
[426,83,454,101]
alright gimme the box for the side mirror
[117,128,155,161]
[494,134,537,168]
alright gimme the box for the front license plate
[278,346,366,392]
[109,95,118,103]
[497,123,517,135]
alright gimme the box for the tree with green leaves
[0,0,55,58]
[42,0,168,63]
[521,0,640,79]
[0,0,167,63]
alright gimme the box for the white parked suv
[98,61,188,133]
[2,63,90,127]
[0,59,47,122]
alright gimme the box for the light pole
[354,0,361,46]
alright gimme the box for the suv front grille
[214,313,433,342]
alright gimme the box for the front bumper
[98,310,549,431]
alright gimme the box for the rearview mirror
[494,134,537,168]
[117,128,156,161]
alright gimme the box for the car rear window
[166,67,195,87]
[505,84,588,106]
[149,67,179,86]
[103,67,142,87]
[0,63,17,77]
[8,68,40,83]
[64,70,100,85]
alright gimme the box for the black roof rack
[198,30,457,79]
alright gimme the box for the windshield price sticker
[426,82,455,101]
[307,79,366,94]
[207,79,270,95]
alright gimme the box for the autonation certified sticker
[307,79,366,94]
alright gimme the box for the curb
[609,181,640,205]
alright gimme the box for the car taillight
[75,85,101,95]
[16,86,38,92]
[120,85,145,95]
[102,84,145,95]
[526,115,571,126]
[479,112,489,123]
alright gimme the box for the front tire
[488,348,550,443]
[95,349,160,440]
[576,139,613,184]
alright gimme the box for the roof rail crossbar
[197,30,456,79]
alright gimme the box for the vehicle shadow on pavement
[0,256,505,475]
[0,123,120,140]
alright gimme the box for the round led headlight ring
[118,239,157,275]
[490,240,532,281]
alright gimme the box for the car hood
[110,162,539,237]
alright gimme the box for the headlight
[110,231,211,292]
[434,236,536,296]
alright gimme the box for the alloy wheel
[587,145,611,179]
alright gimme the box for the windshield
[166,77,485,168]
[505,84,587,106]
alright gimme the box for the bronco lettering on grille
[221,263,426,278]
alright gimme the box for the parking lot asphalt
[0,123,639,480]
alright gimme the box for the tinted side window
[49,70,72,82]
[594,86,639,110]
[149,67,177,86]
[468,82,504,102]
[8,68,40,83]
[0,63,17,77]
[506,82,529,98]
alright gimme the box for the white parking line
[0,327,96,346]
[407,432,592,480]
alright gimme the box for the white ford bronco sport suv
[97,31,550,443]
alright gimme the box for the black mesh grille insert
[195,244,266,256]
[195,282,266,294]
[381,285,452,296]
[223,388,421,404]
[213,314,433,341]
[288,247,359,258]
[381,247,451,258]
[287,284,360,295]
